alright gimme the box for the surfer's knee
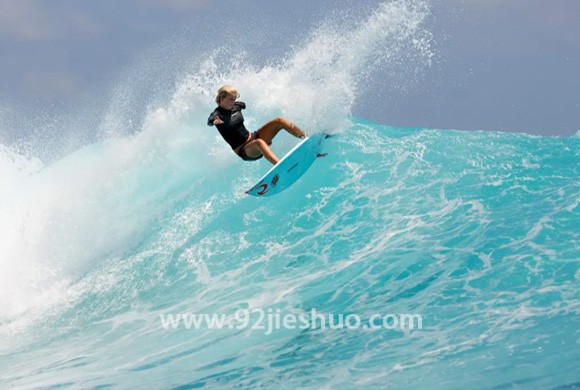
[254,138,269,150]
[273,117,289,127]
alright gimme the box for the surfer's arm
[207,110,220,126]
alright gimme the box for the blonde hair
[215,85,240,104]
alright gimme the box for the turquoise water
[1,1,579,388]
[1,120,578,388]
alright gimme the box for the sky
[0,0,579,138]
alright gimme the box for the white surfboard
[245,133,330,197]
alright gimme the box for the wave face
[1,1,578,388]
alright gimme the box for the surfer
[207,85,306,164]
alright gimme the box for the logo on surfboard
[248,173,279,196]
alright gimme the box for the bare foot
[289,123,306,139]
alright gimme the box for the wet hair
[215,85,240,104]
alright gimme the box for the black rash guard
[207,101,249,150]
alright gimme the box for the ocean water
[1,1,579,389]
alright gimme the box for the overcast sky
[1,0,579,138]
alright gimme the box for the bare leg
[255,117,306,145]
[243,138,280,164]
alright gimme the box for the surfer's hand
[213,116,224,125]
